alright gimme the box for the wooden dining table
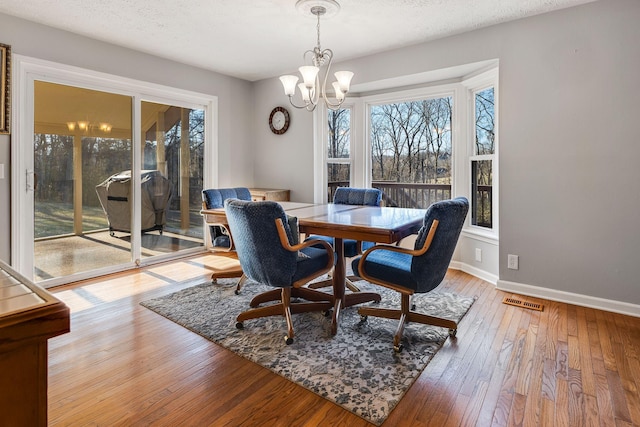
[201,201,427,335]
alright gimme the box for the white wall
[0,12,256,263]
[252,0,640,313]
[252,78,316,203]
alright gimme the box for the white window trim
[462,68,499,241]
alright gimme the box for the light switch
[0,164,4,179]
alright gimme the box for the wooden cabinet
[249,188,290,202]
[0,261,70,427]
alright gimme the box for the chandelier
[279,0,353,112]
[67,121,112,134]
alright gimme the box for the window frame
[313,66,498,242]
[462,69,499,240]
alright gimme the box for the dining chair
[225,199,335,345]
[307,187,382,291]
[351,197,469,352]
[202,187,252,289]
[202,187,252,250]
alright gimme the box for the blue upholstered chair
[351,197,469,352]
[225,199,335,345]
[202,187,252,250]
[202,188,252,289]
[306,187,382,291]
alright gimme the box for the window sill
[461,227,499,245]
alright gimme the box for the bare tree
[371,97,451,184]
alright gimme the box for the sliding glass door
[33,81,134,281]
[140,101,205,261]
[14,58,215,286]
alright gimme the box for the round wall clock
[269,106,290,135]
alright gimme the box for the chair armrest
[358,219,439,263]
[275,218,334,255]
[276,218,335,288]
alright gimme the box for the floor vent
[502,296,544,311]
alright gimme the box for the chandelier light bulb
[332,82,345,101]
[298,83,311,102]
[334,71,354,93]
[279,75,299,96]
[299,66,319,89]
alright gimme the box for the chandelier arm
[318,49,345,109]
[287,96,312,110]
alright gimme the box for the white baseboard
[450,261,498,285]
[497,279,640,318]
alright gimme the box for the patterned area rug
[141,278,474,425]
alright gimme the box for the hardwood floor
[47,254,640,426]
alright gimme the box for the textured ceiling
[0,0,596,81]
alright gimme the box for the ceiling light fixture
[66,120,112,134]
[279,0,353,112]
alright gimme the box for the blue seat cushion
[292,246,333,283]
[351,249,418,291]
[213,234,231,248]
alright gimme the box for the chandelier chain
[316,12,322,51]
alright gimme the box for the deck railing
[328,181,451,209]
[328,181,492,228]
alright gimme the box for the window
[470,86,495,229]
[316,65,498,238]
[326,107,351,202]
[370,97,452,207]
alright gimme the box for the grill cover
[95,170,173,234]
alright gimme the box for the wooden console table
[0,261,70,426]
[249,188,290,201]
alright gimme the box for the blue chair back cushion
[202,187,251,209]
[352,197,469,293]
[333,187,382,206]
[225,199,330,287]
[202,188,251,247]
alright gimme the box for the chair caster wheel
[393,344,404,353]
[236,322,244,330]
[411,304,416,311]
[234,289,240,295]
[448,328,457,337]
[212,278,218,285]
[322,309,332,318]
[285,336,294,345]
[360,315,368,322]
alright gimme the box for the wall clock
[269,106,290,135]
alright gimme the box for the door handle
[26,169,35,192]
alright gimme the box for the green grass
[35,202,108,238]
[35,202,204,239]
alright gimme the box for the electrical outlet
[508,254,519,270]
[475,248,482,262]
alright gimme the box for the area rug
[141,278,474,425]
